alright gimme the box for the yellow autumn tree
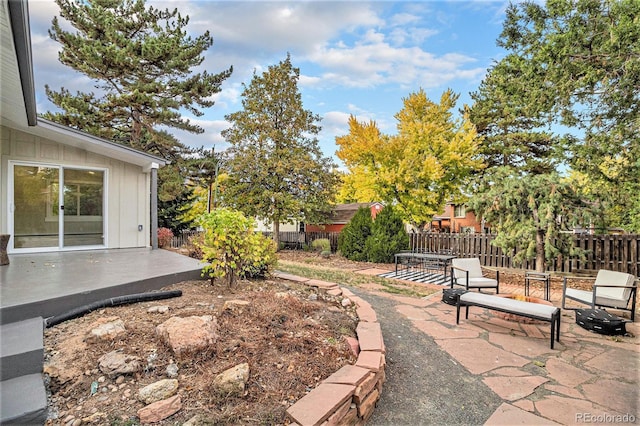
[336,89,483,229]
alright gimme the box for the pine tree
[222,54,338,248]
[44,0,233,161]
[338,207,373,262]
[365,205,409,264]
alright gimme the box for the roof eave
[36,117,167,168]
[8,0,36,126]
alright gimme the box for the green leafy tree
[338,207,373,261]
[499,0,640,232]
[44,0,233,160]
[336,90,483,230]
[365,205,409,264]
[222,54,338,248]
[197,208,276,288]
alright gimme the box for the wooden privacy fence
[409,233,640,276]
[172,230,639,276]
[263,231,340,252]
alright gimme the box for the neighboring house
[429,203,487,234]
[254,219,303,233]
[306,202,384,233]
[0,0,165,254]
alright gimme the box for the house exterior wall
[305,223,344,233]
[431,204,484,233]
[254,219,300,233]
[306,202,384,233]
[0,125,151,251]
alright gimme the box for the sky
[28,0,510,163]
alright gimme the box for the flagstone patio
[356,267,639,425]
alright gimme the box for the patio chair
[450,258,499,293]
[562,269,637,322]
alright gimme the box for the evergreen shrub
[338,207,373,261]
[365,205,409,263]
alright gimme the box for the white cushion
[565,287,631,309]
[593,270,635,302]
[461,292,557,319]
[452,258,484,279]
[456,277,498,288]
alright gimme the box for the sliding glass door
[11,163,105,251]
[12,165,60,249]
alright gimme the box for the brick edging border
[274,273,385,425]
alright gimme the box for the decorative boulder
[98,350,142,378]
[212,363,250,396]
[156,316,218,356]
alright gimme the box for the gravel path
[348,288,503,425]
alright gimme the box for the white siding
[0,126,151,250]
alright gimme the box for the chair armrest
[563,275,596,282]
[480,266,499,282]
[451,265,469,273]
[592,283,637,289]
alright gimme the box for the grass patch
[276,260,439,298]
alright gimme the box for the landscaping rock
[137,395,182,423]
[166,363,179,378]
[212,363,250,396]
[138,379,179,404]
[222,300,250,311]
[97,350,143,378]
[156,315,218,356]
[85,317,126,343]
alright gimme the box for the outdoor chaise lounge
[562,269,637,322]
[450,257,499,293]
[456,292,561,349]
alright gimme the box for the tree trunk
[535,229,545,272]
[532,205,545,273]
[273,221,280,251]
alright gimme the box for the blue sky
[28,0,509,163]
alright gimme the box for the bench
[456,292,561,349]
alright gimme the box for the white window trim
[7,161,109,253]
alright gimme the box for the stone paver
[483,376,548,401]
[581,379,638,415]
[436,339,529,375]
[484,402,559,425]
[413,319,481,339]
[488,332,554,358]
[544,384,583,399]
[584,347,639,376]
[534,395,603,425]
[544,358,593,387]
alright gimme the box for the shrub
[196,208,277,287]
[311,238,331,253]
[157,227,174,248]
[338,207,373,261]
[365,205,409,263]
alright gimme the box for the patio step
[0,317,44,381]
[0,374,48,424]
[0,318,47,424]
